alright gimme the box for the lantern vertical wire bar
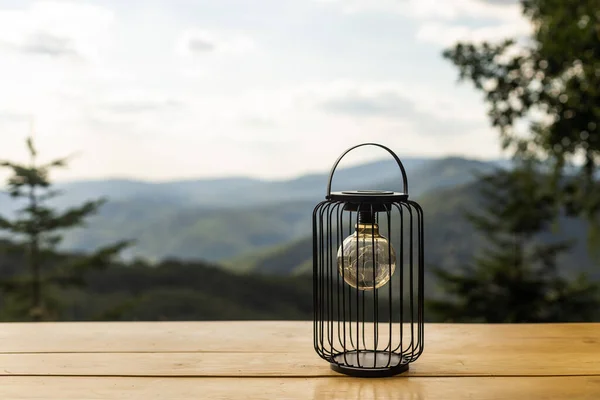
[362,205,372,352]
[324,202,333,356]
[411,202,425,357]
[371,204,377,366]
[336,202,343,356]
[336,204,343,352]
[346,210,354,351]
[392,202,404,353]
[324,202,336,355]
[420,203,425,354]
[362,282,366,350]
[362,257,366,351]
[317,203,324,355]
[355,202,362,368]
[316,203,322,355]
[360,208,367,352]
[336,202,344,356]
[405,202,415,358]
[340,206,350,365]
[411,202,420,358]
[312,203,317,356]
[386,206,392,366]
[313,202,325,357]
[332,203,343,354]
[419,202,425,356]
[410,200,425,357]
[327,203,340,356]
[338,204,346,356]
[325,204,332,355]
[319,203,330,355]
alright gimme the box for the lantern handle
[326,142,409,197]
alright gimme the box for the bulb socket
[358,210,375,224]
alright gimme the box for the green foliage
[435,0,600,321]
[0,241,313,321]
[428,164,600,322]
[0,137,131,321]
[444,0,600,245]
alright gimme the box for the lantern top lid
[325,143,410,202]
[328,190,408,203]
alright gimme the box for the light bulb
[337,215,396,290]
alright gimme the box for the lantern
[313,143,424,377]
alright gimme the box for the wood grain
[1,322,599,355]
[1,376,599,400]
[0,348,599,377]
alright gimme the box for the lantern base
[330,351,409,378]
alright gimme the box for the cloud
[409,0,520,20]
[240,116,277,129]
[321,92,414,118]
[0,1,114,60]
[417,20,532,46]
[480,0,518,4]
[19,31,79,58]
[318,87,485,136]
[0,110,32,122]
[176,29,256,57]
[316,0,520,20]
[316,0,529,45]
[71,94,186,140]
[304,81,486,123]
[98,99,184,114]
[187,38,216,53]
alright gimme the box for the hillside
[0,156,433,214]
[0,240,313,321]
[0,239,440,321]
[0,155,501,215]
[49,156,502,262]
[61,200,316,262]
[234,181,599,284]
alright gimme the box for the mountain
[1,156,506,263]
[0,155,500,212]
[233,181,599,284]
[61,200,316,263]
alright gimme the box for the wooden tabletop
[0,322,599,399]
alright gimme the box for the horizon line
[52,153,509,185]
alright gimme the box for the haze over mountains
[0,155,503,211]
[52,156,500,259]
[1,155,596,283]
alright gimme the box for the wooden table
[0,322,599,399]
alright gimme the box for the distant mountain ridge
[1,155,507,212]
[1,155,508,263]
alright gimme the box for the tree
[0,137,130,321]
[428,161,599,322]
[443,0,600,244]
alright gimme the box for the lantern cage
[313,143,424,378]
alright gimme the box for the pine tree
[0,137,130,321]
[428,161,599,322]
[443,0,600,245]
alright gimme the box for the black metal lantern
[312,143,424,377]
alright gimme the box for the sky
[0,0,531,182]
